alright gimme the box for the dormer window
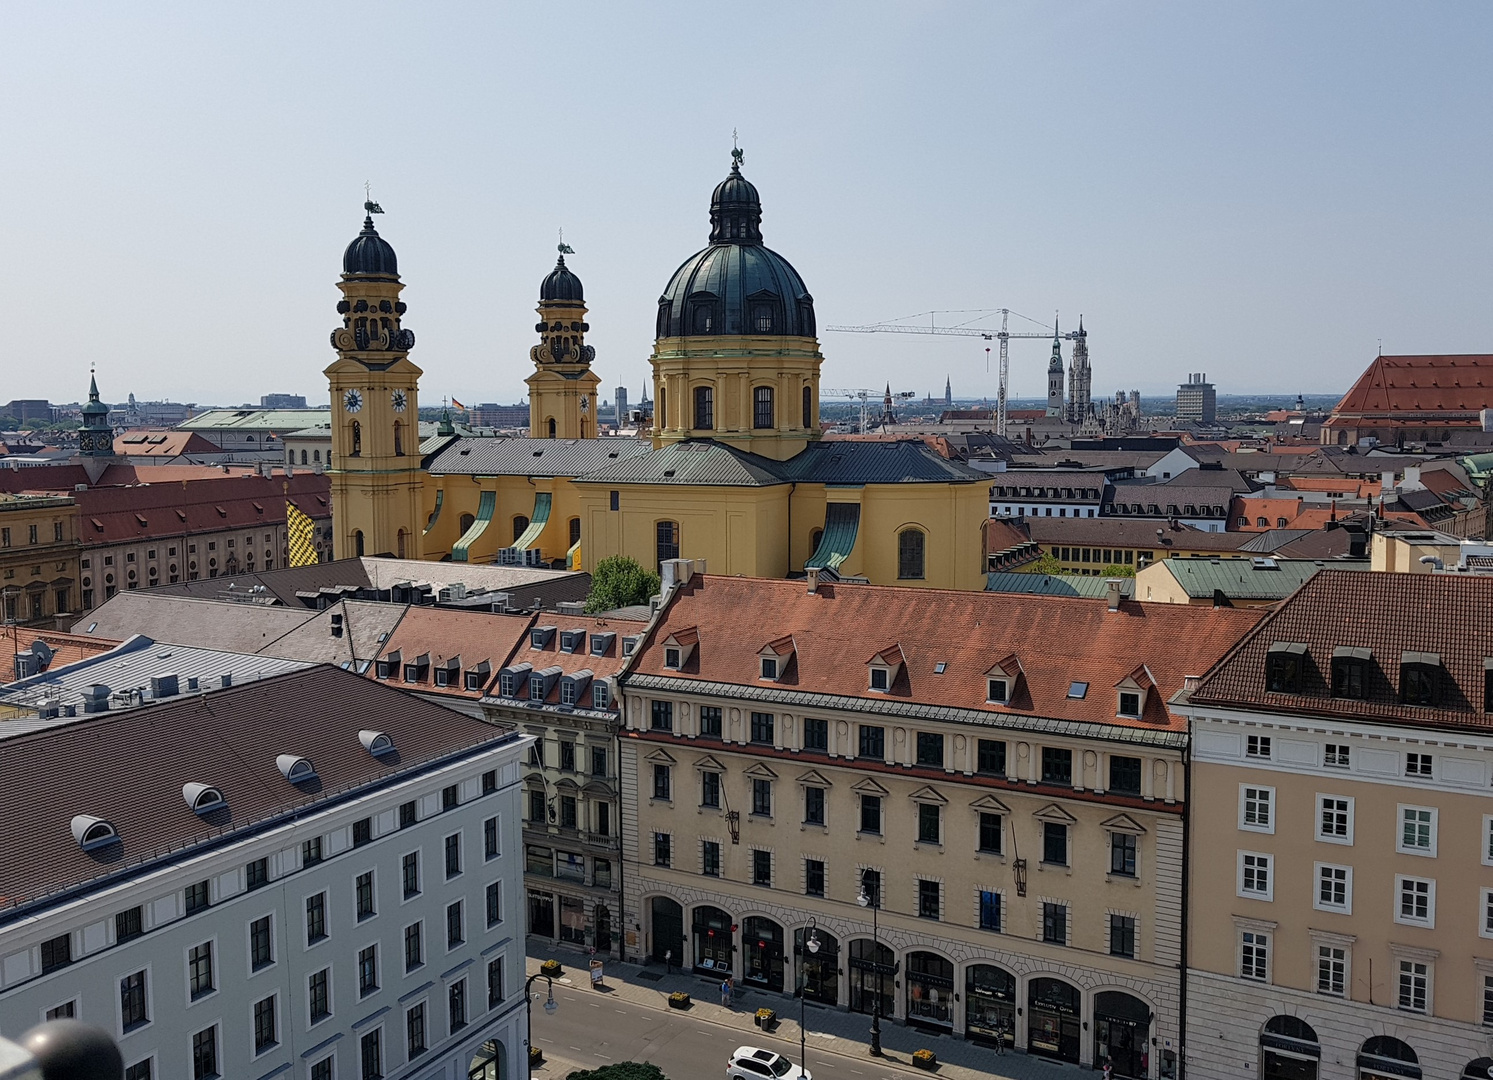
[589,632,616,656]
[375,650,400,679]
[276,755,316,783]
[560,630,585,654]
[530,626,556,650]
[761,657,778,680]
[1114,666,1155,720]
[983,654,1022,705]
[464,660,490,691]
[661,628,698,670]
[986,678,1008,703]
[433,657,459,687]
[71,814,119,851]
[866,644,905,693]
[1265,642,1307,693]
[622,635,640,656]
[1331,647,1371,699]
[1400,652,1442,706]
[182,783,225,814]
[593,682,611,709]
[869,667,889,692]
[665,647,682,669]
[1117,691,1141,718]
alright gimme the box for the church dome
[655,153,815,339]
[343,204,398,278]
[540,254,584,303]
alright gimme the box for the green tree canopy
[1025,553,1064,575]
[567,1063,670,1080]
[1098,564,1135,577]
[584,555,661,614]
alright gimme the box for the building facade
[0,494,80,627]
[1175,375,1217,425]
[618,569,1262,1078]
[1185,572,1493,1080]
[0,666,530,1080]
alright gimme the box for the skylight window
[934,662,947,675]
[1067,682,1088,699]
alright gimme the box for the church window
[314,450,320,463]
[300,450,308,465]
[354,531,365,557]
[569,518,581,547]
[397,530,407,560]
[656,521,680,566]
[459,514,475,534]
[657,388,667,429]
[753,305,774,333]
[692,305,714,335]
[898,528,926,580]
[547,417,556,439]
[754,387,775,430]
[694,386,714,431]
[802,385,812,429]
[393,420,404,456]
[513,517,530,543]
[350,421,361,456]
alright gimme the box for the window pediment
[851,776,890,796]
[969,794,1010,813]
[907,784,948,805]
[795,768,833,787]
[644,748,677,765]
[554,777,580,794]
[582,780,615,798]
[692,754,727,772]
[1032,802,1078,824]
[984,653,1023,680]
[743,761,779,780]
[524,772,546,788]
[1115,664,1156,692]
[1100,812,1147,835]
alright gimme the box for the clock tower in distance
[325,202,424,561]
[525,248,600,439]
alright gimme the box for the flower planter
[912,1050,937,1070]
[668,992,692,1009]
[755,1008,777,1030]
[540,960,563,978]
[529,1047,545,1067]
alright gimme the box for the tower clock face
[580,397,589,412]
[391,390,408,413]
[343,389,363,413]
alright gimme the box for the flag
[286,500,318,567]
[451,398,466,410]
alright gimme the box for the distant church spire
[944,375,952,406]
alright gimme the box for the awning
[806,503,860,569]
[423,489,444,537]
[513,492,552,551]
[451,489,496,563]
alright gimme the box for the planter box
[755,1009,777,1030]
[529,1047,545,1067]
[540,960,563,978]
[912,1051,937,1070]
[668,993,692,1010]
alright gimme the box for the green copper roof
[512,492,552,551]
[451,489,496,563]
[805,503,860,569]
[984,572,1132,599]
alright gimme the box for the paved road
[531,978,930,1080]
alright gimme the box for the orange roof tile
[0,626,119,670]
[1330,353,1493,421]
[367,607,534,699]
[631,575,1262,732]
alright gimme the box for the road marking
[569,1046,583,1052]
[614,1008,628,1013]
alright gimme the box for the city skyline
[2,3,1490,406]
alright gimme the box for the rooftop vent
[359,730,395,757]
[182,782,225,814]
[219,673,233,689]
[81,684,110,714]
[331,613,344,638]
[71,814,119,851]
[151,673,180,699]
[276,755,317,783]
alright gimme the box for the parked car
[726,1046,810,1080]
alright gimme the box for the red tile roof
[73,473,330,544]
[631,575,1263,732]
[0,462,284,495]
[1330,354,1493,422]
[0,627,119,671]
[494,615,649,710]
[369,607,534,699]
[1192,570,1493,733]
[113,430,220,457]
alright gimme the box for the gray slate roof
[777,440,988,484]
[578,440,788,486]
[984,573,1135,599]
[426,437,650,477]
[1152,557,1370,600]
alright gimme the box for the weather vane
[558,228,574,256]
[731,128,743,168]
[364,181,383,215]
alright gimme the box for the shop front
[964,964,1015,1048]
[528,890,554,938]
[1094,991,1150,1079]
[1260,1016,1320,1080]
[794,927,839,1005]
[468,1039,506,1080]
[848,939,896,1018]
[1027,977,1081,1063]
[1357,1037,1420,1080]
[743,916,785,992]
[594,904,612,954]
[693,905,735,975]
[904,952,954,1030]
[650,896,683,965]
[559,895,587,945]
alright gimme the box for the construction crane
[826,309,1083,436]
[821,388,878,434]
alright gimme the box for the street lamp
[800,919,820,1076]
[856,883,883,1057]
[525,973,558,1080]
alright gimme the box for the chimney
[1483,408,1493,433]
[82,684,111,714]
[806,567,821,594]
[1381,470,1395,494]
[330,613,344,638]
[1104,578,1123,612]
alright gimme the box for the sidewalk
[526,943,1080,1080]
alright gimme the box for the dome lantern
[342,201,399,279]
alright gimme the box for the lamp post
[800,920,820,1075]
[524,973,558,1080]
[856,884,883,1057]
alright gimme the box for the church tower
[1068,316,1092,422]
[75,371,118,483]
[325,202,423,561]
[650,148,822,460]
[1046,322,1065,418]
[525,248,601,439]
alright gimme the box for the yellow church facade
[325,155,991,591]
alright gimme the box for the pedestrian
[1102,1061,1113,1080]
[721,975,733,1008]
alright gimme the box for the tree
[567,1063,670,1080]
[584,555,661,613]
[1024,553,1064,575]
[1098,564,1135,577]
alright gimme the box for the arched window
[802,385,812,429]
[754,386,775,429]
[314,449,321,463]
[1260,1017,1320,1080]
[393,420,404,456]
[547,417,557,439]
[810,528,823,553]
[354,530,365,557]
[1360,1037,1418,1080]
[513,516,530,543]
[694,386,714,430]
[569,517,581,547]
[898,528,925,580]
[658,387,667,430]
[459,513,475,535]
[350,421,361,456]
[300,449,307,465]
[656,521,680,565]
[397,529,407,559]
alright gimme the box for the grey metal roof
[624,673,1187,748]
[777,440,987,484]
[1236,529,1314,552]
[575,440,788,486]
[984,572,1134,599]
[0,634,309,713]
[426,436,650,477]
[1154,557,1370,599]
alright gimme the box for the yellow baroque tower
[325,203,425,560]
[525,249,601,439]
[650,147,821,461]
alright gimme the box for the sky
[2,2,1490,409]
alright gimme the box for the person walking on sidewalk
[721,976,733,1008]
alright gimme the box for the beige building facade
[0,494,80,627]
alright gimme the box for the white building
[0,665,529,1080]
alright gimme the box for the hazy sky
[3,2,1490,409]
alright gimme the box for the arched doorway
[1095,991,1150,1078]
[594,904,612,954]
[1261,1016,1320,1080]
[650,897,683,965]
[1461,1059,1493,1080]
[905,952,954,1029]
[848,939,895,1018]
[1027,977,1081,1063]
[1358,1036,1419,1080]
[693,905,733,974]
[742,916,784,992]
[965,964,1015,1049]
[795,927,838,1005]
[468,1038,505,1080]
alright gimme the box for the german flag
[451,397,466,410]
[286,500,318,567]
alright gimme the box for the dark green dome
[540,254,584,303]
[655,154,815,339]
[343,204,398,278]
